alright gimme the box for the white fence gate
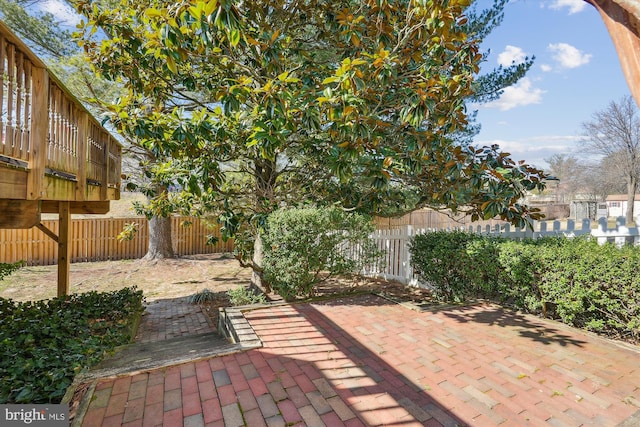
[364,217,640,285]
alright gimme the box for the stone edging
[218,305,263,347]
[217,301,292,347]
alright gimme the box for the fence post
[57,202,71,296]
[566,219,575,233]
[538,221,547,239]
[615,217,628,247]
[524,219,534,239]
[404,225,413,285]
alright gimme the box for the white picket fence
[364,217,640,285]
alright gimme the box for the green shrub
[496,238,562,312]
[263,207,382,301]
[536,237,640,339]
[409,232,640,342]
[187,288,221,304]
[0,261,25,281]
[227,286,267,306]
[464,236,504,299]
[0,287,144,403]
[409,231,500,301]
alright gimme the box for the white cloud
[483,78,545,111]
[547,0,587,14]
[497,45,527,67]
[540,64,553,72]
[475,135,586,166]
[40,0,80,25]
[548,43,592,69]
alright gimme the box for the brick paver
[135,297,214,343]
[79,295,640,426]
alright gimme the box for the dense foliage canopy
[73,0,547,265]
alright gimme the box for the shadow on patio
[244,294,639,426]
[438,303,588,347]
[77,293,639,426]
[244,294,466,426]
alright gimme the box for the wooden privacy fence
[0,216,233,265]
[363,217,640,285]
[374,208,509,230]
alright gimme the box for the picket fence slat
[365,217,640,285]
[0,216,234,265]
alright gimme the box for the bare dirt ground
[0,253,251,303]
[0,254,432,328]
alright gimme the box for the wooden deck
[0,20,122,296]
[0,20,121,229]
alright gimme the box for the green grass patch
[0,287,144,403]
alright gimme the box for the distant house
[605,194,640,219]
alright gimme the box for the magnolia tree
[74,0,547,289]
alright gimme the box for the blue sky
[39,0,630,169]
[472,0,631,168]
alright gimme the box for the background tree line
[543,95,640,223]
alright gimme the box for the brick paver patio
[78,294,639,426]
[134,297,215,343]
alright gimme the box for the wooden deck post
[57,201,71,296]
[26,66,49,200]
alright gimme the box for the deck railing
[0,21,121,201]
[0,35,31,164]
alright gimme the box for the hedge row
[410,231,640,342]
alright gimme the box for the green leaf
[228,28,241,47]
[188,3,204,20]
[15,387,34,403]
[166,56,177,74]
[277,71,289,81]
[144,8,163,18]
[204,0,218,16]
[322,76,340,85]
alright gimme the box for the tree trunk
[144,215,175,260]
[626,175,638,224]
[251,233,271,293]
[249,158,276,293]
[143,183,175,260]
